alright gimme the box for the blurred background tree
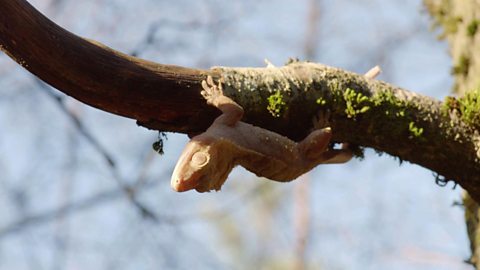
[424,1,480,269]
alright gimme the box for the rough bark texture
[1,1,480,211]
[213,63,480,200]
[424,0,480,267]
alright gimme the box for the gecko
[171,67,381,192]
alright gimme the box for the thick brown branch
[0,0,218,133]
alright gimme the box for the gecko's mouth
[172,177,199,192]
[172,174,214,193]
[194,177,210,193]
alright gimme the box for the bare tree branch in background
[303,0,320,60]
[34,79,159,221]
[0,176,42,269]
[52,101,76,270]
[129,19,204,58]
[294,175,310,270]
[0,173,167,239]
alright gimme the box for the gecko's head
[171,138,232,193]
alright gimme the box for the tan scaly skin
[171,67,381,192]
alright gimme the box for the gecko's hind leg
[299,127,353,164]
[299,127,332,160]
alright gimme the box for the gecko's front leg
[201,76,243,126]
[170,76,244,192]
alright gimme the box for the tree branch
[0,0,217,133]
[215,63,480,198]
[1,0,480,200]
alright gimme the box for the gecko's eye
[191,152,209,167]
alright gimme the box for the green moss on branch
[213,61,480,201]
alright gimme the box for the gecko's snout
[171,177,199,192]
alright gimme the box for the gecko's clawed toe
[207,75,214,86]
[201,80,209,91]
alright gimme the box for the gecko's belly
[210,121,305,182]
[238,154,304,182]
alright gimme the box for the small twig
[294,175,310,270]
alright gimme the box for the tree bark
[424,0,480,267]
[1,1,480,202]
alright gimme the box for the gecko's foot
[311,112,353,163]
[321,147,353,164]
[201,76,224,105]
